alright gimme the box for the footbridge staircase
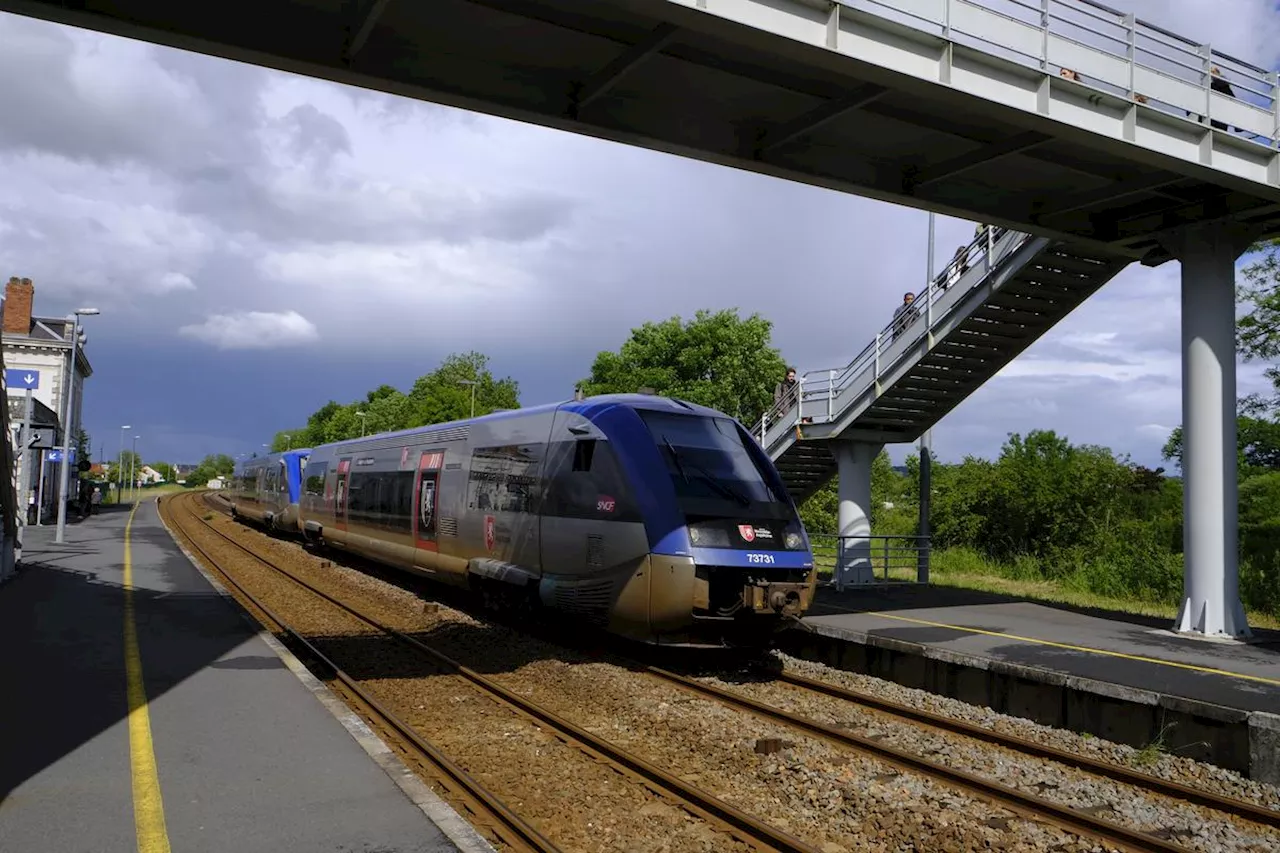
[754,228,1132,502]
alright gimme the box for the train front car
[556,395,816,647]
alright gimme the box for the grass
[811,542,1280,631]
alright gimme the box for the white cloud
[156,272,195,292]
[178,310,318,350]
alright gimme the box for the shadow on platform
[0,557,257,802]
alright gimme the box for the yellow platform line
[820,607,1280,688]
[124,502,172,853]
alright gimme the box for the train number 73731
[746,553,775,564]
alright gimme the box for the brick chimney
[3,277,34,335]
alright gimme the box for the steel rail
[163,493,557,853]
[643,665,1198,853]
[175,493,822,853]
[767,668,1280,831]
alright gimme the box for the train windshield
[639,411,790,516]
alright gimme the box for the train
[227,393,817,646]
[228,448,312,532]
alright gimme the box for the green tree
[579,308,788,426]
[1162,414,1280,476]
[278,351,520,448]
[148,462,176,482]
[1237,238,1280,368]
[108,449,143,482]
[269,429,307,453]
[187,453,236,487]
[404,351,519,427]
[73,428,90,463]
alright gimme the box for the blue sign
[46,449,75,463]
[5,369,40,390]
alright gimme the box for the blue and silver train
[229,394,817,646]
[228,448,312,532]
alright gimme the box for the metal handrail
[752,225,1034,448]
[807,532,932,587]
[840,0,1277,143]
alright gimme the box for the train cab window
[544,439,639,522]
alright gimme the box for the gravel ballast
[173,496,1280,853]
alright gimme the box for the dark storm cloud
[6,2,1279,468]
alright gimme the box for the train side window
[572,439,595,472]
[387,471,414,534]
[304,462,328,497]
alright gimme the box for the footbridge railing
[847,0,1279,148]
[808,533,932,590]
[753,224,1036,453]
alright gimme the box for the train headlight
[688,524,730,547]
[785,532,802,549]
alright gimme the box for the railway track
[640,665,1279,852]
[165,491,824,853]
[163,493,556,853]
[181,491,1278,853]
[737,666,1280,832]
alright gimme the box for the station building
[2,277,94,522]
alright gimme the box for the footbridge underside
[3,0,1280,259]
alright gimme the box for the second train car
[291,394,816,646]
[229,448,312,533]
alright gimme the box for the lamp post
[118,424,131,505]
[458,379,477,419]
[355,411,366,437]
[131,435,139,501]
[54,308,99,544]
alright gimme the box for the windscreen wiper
[663,436,690,483]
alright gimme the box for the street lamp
[458,379,477,419]
[118,425,131,505]
[131,435,140,501]
[355,411,367,437]
[55,308,99,544]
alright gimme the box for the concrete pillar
[1165,221,1253,639]
[835,441,881,590]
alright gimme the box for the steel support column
[1163,221,1256,639]
[835,441,881,589]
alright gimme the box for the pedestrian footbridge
[753,227,1131,502]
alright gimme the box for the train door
[334,457,351,531]
[412,450,443,559]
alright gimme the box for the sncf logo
[738,524,755,542]
[597,496,616,512]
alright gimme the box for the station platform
[0,499,488,853]
[784,584,1280,783]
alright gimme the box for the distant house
[206,477,225,490]
[137,465,165,485]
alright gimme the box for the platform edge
[154,497,497,853]
[788,619,1278,784]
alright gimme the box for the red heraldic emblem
[738,525,755,542]
[484,515,496,552]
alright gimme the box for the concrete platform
[782,584,1280,784]
[0,498,490,853]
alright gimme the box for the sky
[1,2,1279,470]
